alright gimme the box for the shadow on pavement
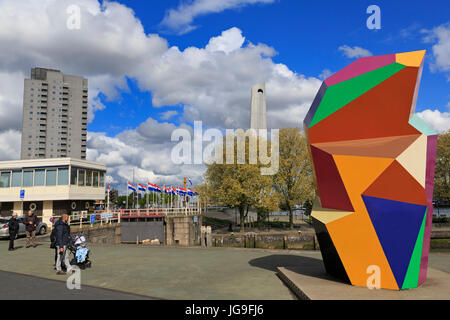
[249,254,347,284]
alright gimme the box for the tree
[273,127,315,229]
[205,132,278,232]
[434,130,450,202]
[196,183,211,211]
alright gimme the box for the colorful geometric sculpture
[304,50,438,290]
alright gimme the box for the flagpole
[126,182,128,210]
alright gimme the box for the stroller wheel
[86,261,92,268]
[70,258,77,266]
[79,264,86,270]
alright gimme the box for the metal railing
[35,206,201,230]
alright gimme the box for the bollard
[283,236,287,250]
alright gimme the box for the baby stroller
[68,233,92,270]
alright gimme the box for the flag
[127,182,136,192]
[188,177,193,186]
[138,184,147,192]
[176,187,187,196]
[148,183,161,193]
[171,186,177,195]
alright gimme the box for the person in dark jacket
[23,210,39,248]
[54,213,73,275]
[8,213,20,251]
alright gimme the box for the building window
[58,168,68,185]
[86,170,92,187]
[12,171,22,187]
[93,171,99,187]
[46,169,57,186]
[0,172,11,188]
[78,169,85,186]
[34,169,45,186]
[99,172,105,187]
[70,167,77,185]
[23,171,33,187]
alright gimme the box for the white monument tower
[250,83,267,130]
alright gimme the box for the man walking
[23,210,39,248]
[54,213,73,275]
[8,213,20,251]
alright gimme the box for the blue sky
[88,0,450,136]
[0,0,448,189]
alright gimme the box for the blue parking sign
[20,190,25,199]
[90,214,95,224]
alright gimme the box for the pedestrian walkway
[1,236,448,300]
[0,270,154,300]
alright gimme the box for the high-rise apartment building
[250,82,267,130]
[20,68,88,160]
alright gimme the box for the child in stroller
[68,233,92,270]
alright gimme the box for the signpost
[20,189,25,215]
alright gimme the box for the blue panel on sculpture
[362,195,427,288]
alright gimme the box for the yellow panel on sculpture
[311,198,354,224]
[396,134,427,187]
[396,50,425,67]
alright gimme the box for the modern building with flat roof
[21,67,88,160]
[0,158,106,226]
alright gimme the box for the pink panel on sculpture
[324,54,396,87]
[418,134,438,285]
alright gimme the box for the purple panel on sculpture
[419,134,438,285]
[324,54,396,87]
[303,82,328,128]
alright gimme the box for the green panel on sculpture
[309,63,405,127]
[402,210,426,289]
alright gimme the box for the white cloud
[160,110,179,120]
[416,109,450,133]
[160,0,275,35]
[338,45,373,59]
[422,22,450,79]
[206,27,246,54]
[0,130,21,160]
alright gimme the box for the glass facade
[12,171,22,187]
[58,168,68,185]
[86,170,92,187]
[46,169,57,186]
[93,171,99,187]
[78,169,85,187]
[0,166,105,188]
[0,172,10,188]
[70,167,77,185]
[23,171,33,187]
[34,169,45,186]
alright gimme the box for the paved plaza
[0,236,449,300]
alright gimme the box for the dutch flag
[188,177,193,186]
[138,184,147,192]
[127,182,136,192]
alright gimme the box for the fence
[38,206,202,230]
